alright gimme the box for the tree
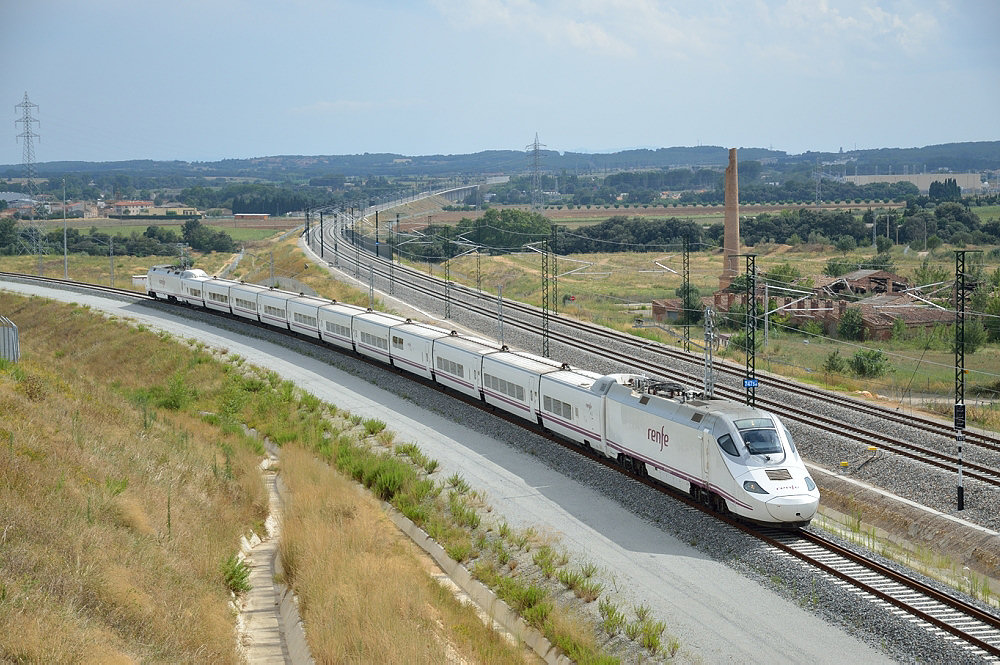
[763,262,801,287]
[913,257,950,287]
[674,284,703,324]
[838,307,865,340]
[929,178,961,202]
[984,296,1000,343]
[875,235,892,254]
[835,235,857,254]
[825,257,854,277]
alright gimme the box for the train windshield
[734,418,783,456]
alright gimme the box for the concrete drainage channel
[235,440,313,664]
[236,435,568,665]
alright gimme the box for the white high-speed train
[147,266,820,526]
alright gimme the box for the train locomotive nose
[764,494,819,522]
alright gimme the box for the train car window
[544,395,552,411]
[516,386,524,401]
[736,427,782,455]
[392,336,403,350]
[781,424,798,455]
[717,434,739,457]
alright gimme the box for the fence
[0,315,19,363]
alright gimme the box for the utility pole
[109,236,115,287]
[319,211,325,259]
[527,133,545,211]
[63,178,68,279]
[369,263,374,310]
[476,249,481,295]
[269,251,274,283]
[15,93,39,197]
[16,93,44,275]
[682,235,690,352]
[954,249,980,510]
[375,210,380,260]
[444,257,451,319]
[704,307,715,398]
[551,225,558,314]
[498,285,505,346]
[541,239,550,357]
[744,255,758,407]
[389,213,396,295]
[763,282,769,348]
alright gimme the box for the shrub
[838,307,865,341]
[955,318,988,354]
[221,554,251,594]
[801,320,824,337]
[849,349,892,378]
[823,350,847,374]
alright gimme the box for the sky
[2,0,998,165]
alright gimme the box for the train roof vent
[688,400,708,407]
[765,469,792,481]
[639,395,650,405]
[691,413,703,422]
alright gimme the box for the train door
[701,429,710,484]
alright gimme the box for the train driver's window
[717,434,739,457]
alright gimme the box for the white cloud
[429,0,716,59]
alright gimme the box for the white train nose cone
[765,495,819,522]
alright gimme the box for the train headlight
[743,480,768,494]
[805,476,816,491]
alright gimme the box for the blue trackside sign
[743,378,758,388]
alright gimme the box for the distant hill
[2,141,997,180]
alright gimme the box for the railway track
[5,267,1000,659]
[317,235,1000,488]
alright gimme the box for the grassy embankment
[0,293,267,661]
[0,292,660,662]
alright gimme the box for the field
[34,218,292,244]
[421,201,903,227]
[413,240,1000,428]
[0,251,236,290]
[6,204,1000,429]
[224,232,1000,430]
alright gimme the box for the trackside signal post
[954,249,980,510]
[742,254,758,407]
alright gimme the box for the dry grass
[0,292,268,662]
[279,444,530,665]
[0,290,536,663]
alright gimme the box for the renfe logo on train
[648,426,669,451]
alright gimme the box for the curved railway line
[315,231,1000,489]
[4,254,1000,658]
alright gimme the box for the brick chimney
[720,148,740,289]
